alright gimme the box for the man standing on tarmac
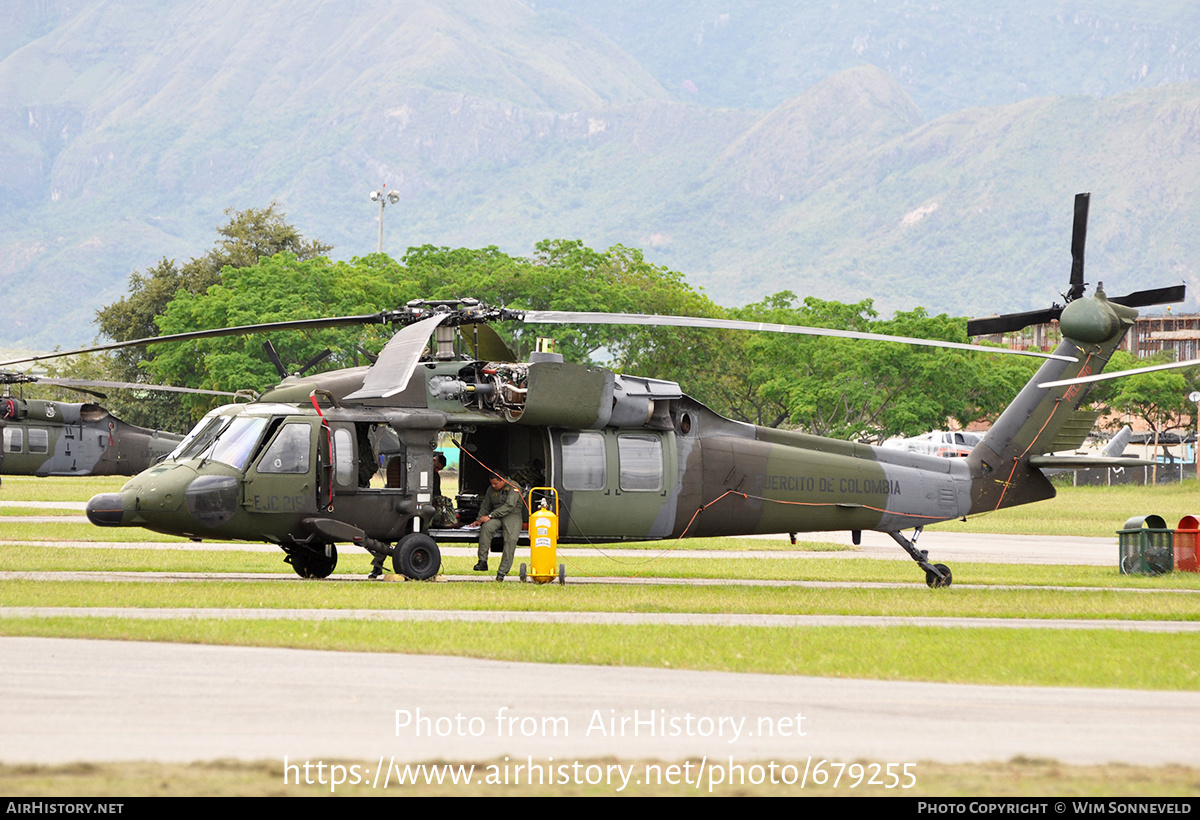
[471,474,522,581]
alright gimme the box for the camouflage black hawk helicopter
[0,370,242,479]
[9,194,1180,587]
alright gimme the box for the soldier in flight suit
[471,474,522,581]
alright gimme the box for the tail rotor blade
[966,307,1064,337]
[1109,285,1187,309]
[1067,192,1090,303]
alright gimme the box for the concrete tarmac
[3,637,1197,770]
[13,529,1121,564]
[3,529,1194,772]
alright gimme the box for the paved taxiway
[18,528,1119,564]
[3,637,1198,767]
[4,528,1196,769]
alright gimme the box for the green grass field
[936,479,1200,537]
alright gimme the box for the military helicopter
[0,371,243,479]
[10,194,1182,587]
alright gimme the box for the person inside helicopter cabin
[431,452,457,527]
[471,473,522,582]
[510,457,545,491]
[357,425,378,488]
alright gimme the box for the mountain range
[2,0,1199,348]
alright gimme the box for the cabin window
[333,427,355,486]
[561,432,605,491]
[617,434,663,491]
[28,428,49,455]
[257,423,311,474]
[3,428,23,453]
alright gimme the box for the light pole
[1191,391,1200,480]
[369,186,400,254]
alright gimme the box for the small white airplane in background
[882,426,1133,460]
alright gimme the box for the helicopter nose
[86,493,129,527]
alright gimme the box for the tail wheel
[925,563,952,588]
[286,545,338,579]
[396,533,441,580]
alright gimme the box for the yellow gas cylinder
[523,487,564,584]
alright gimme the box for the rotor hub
[1059,292,1121,344]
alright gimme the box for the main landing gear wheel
[286,545,338,579]
[925,563,952,588]
[396,533,441,580]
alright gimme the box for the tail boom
[967,294,1137,513]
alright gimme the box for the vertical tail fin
[967,290,1137,513]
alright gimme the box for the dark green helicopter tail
[966,290,1138,514]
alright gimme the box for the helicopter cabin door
[553,428,677,540]
[243,419,321,515]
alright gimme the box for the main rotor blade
[295,348,333,376]
[263,340,288,378]
[0,313,389,368]
[32,377,244,397]
[1038,357,1200,389]
[520,310,1076,361]
[344,314,452,401]
[1067,192,1090,302]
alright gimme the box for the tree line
[63,205,1196,447]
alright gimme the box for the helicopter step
[282,541,339,579]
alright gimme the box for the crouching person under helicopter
[471,474,522,581]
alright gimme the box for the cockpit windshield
[170,413,270,470]
[168,410,229,461]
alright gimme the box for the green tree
[147,253,405,417]
[393,241,735,409]
[731,292,1027,441]
[111,233,1030,442]
[140,239,734,419]
[93,203,332,429]
[1090,350,1197,459]
[396,240,723,365]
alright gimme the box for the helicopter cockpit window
[561,432,605,491]
[172,415,268,470]
[3,428,23,453]
[170,415,230,461]
[617,434,663,492]
[203,417,270,470]
[257,423,311,474]
[28,428,49,455]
